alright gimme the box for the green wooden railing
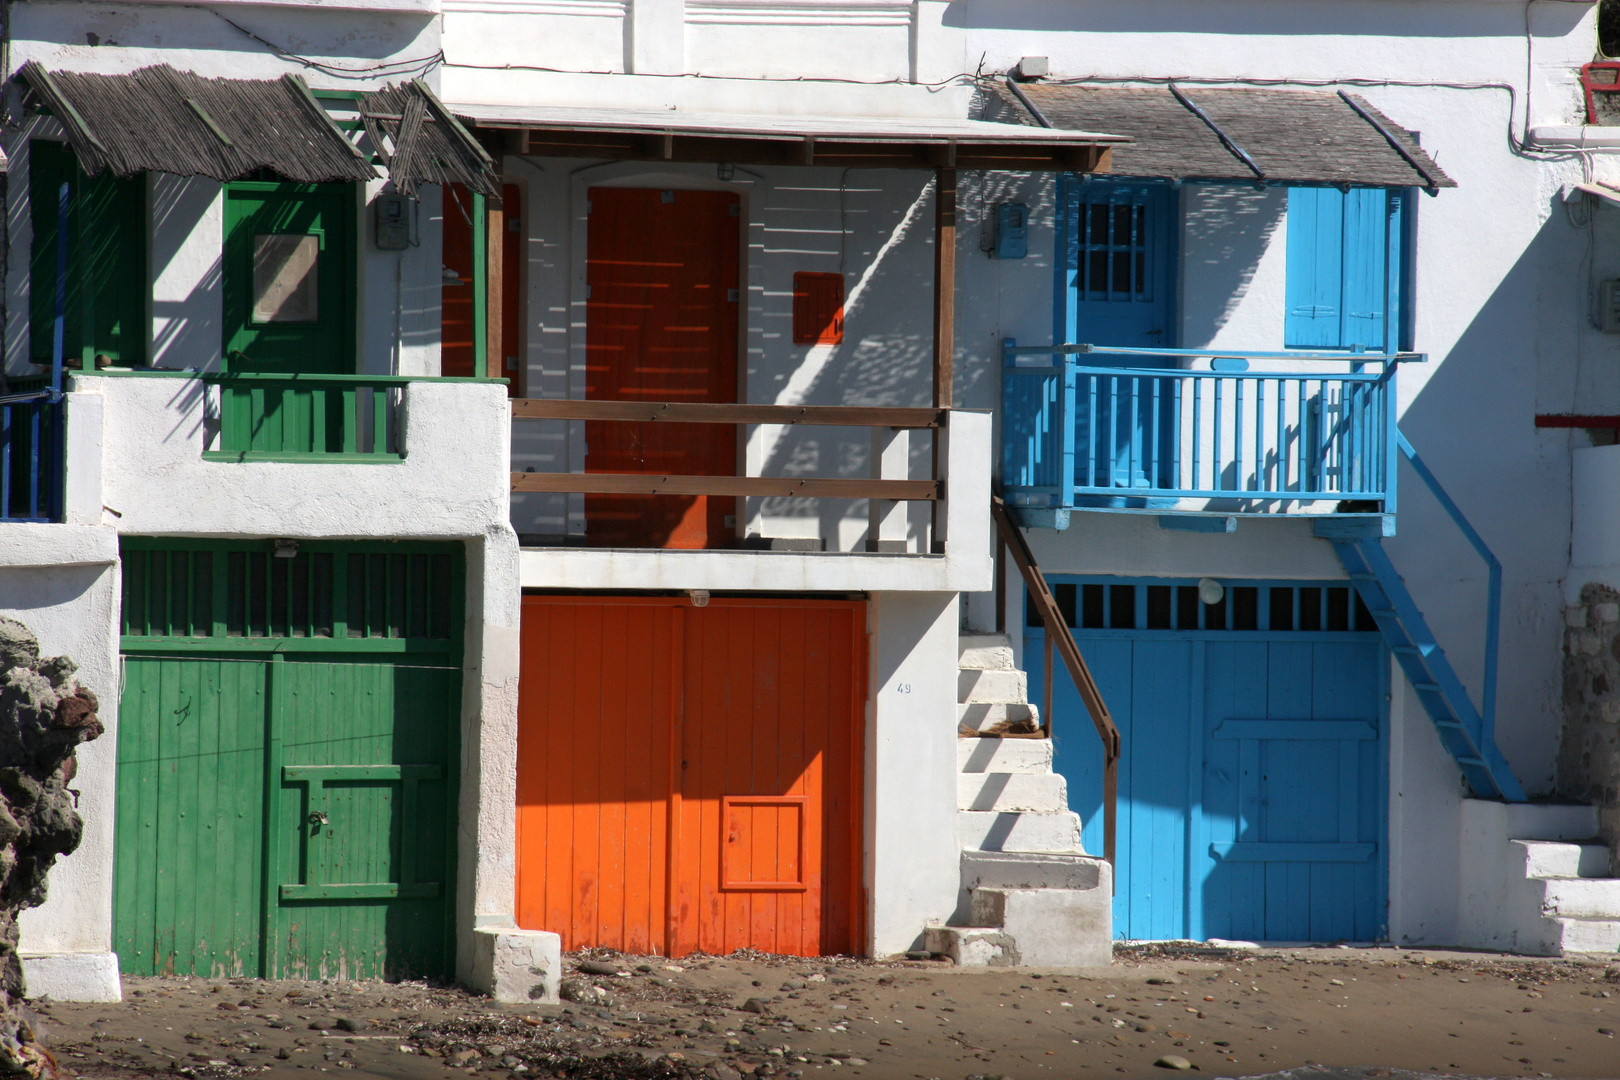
[204,373,405,462]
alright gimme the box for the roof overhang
[450,102,1128,171]
[993,82,1453,191]
[16,62,498,194]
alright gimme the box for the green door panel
[113,658,268,978]
[223,183,356,374]
[269,659,459,981]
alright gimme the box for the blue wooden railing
[0,384,64,523]
[1003,340,1421,513]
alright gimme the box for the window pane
[252,234,319,323]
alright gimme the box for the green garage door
[113,540,462,981]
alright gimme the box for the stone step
[958,737,1053,774]
[1540,876,1620,919]
[1548,916,1620,955]
[958,702,1039,731]
[962,849,1106,892]
[968,888,1112,967]
[959,668,1028,705]
[958,772,1068,813]
[959,634,1016,671]
[1515,839,1611,879]
[922,925,1016,967]
[959,810,1084,854]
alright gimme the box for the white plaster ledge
[0,524,118,569]
[22,953,121,1003]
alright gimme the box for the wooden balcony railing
[510,399,948,534]
[1003,341,1422,515]
[203,373,406,462]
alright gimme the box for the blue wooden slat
[1211,842,1376,862]
[1342,189,1389,350]
[1212,720,1376,741]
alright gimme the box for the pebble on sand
[1153,1055,1193,1070]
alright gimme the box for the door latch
[307,811,329,827]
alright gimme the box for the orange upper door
[515,596,864,957]
[585,188,741,549]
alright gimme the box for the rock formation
[0,616,102,1078]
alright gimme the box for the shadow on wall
[938,0,1587,38]
[1180,185,1285,341]
[751,171,937,543]
[1385,199,1589,795]
[150,174,221,374]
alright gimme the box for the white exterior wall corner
[866,591,960,956]
[3,545,121,1001]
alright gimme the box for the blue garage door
[1026,577,1388,943]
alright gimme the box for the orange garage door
[516,596,866,957]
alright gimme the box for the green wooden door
[113,657,268,977]
[270,659,459,980]
[113,541,462,982]
[223,182,355,374]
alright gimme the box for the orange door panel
[515,596,864,957]
[585,188,740,550]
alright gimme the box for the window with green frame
[29,140,148,368]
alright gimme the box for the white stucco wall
[866,590,961,956]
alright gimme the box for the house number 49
[895,683,912,694]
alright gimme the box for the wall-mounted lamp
[717,163,735,182]
[688,590,711,608]
[1197,577,1224,605]
[441,265,465,286]
[273,539,301,559]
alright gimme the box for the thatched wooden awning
[18,61,375,183]
[17,63,499,196]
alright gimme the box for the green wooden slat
[342,388,358,453]
[283,764,441,782]
[281,882,439,901]
[373,388,387,454]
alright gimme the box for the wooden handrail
[511,473,940,500]
[991,494,1120,871]
[510,399,946,429]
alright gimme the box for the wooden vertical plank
[932,168,956,410]
[472,192,488,380]
[486,199,504,383]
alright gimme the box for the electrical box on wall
[374,194,410,250]
[994,202,1029,259]
[1601,280,1620,333]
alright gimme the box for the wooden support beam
[485,198,503,383]
[933,166,956,410]
[510,473,942,499]
[510,399,945,428]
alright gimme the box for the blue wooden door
[1027,579,1387,942]
[1058,181,1177,502]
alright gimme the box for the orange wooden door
[585,188,740,549]
[515,596,864,957]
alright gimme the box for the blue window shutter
[1340,188,1388,350]
[1285,187,1345,348]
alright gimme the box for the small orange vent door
[516,596,864,957]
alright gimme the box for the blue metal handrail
[1396,432,1502,749]
[1002,339,1418,512]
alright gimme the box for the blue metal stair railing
[1327,433,1525,802]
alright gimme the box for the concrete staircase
[1459,800,1620,956]
[924,635,1112,967]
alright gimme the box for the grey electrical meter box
[994,202,1029,259]
[374,193,410,250]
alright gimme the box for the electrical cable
[213,12,444,80]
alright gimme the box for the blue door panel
[1030,584,1386,943]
